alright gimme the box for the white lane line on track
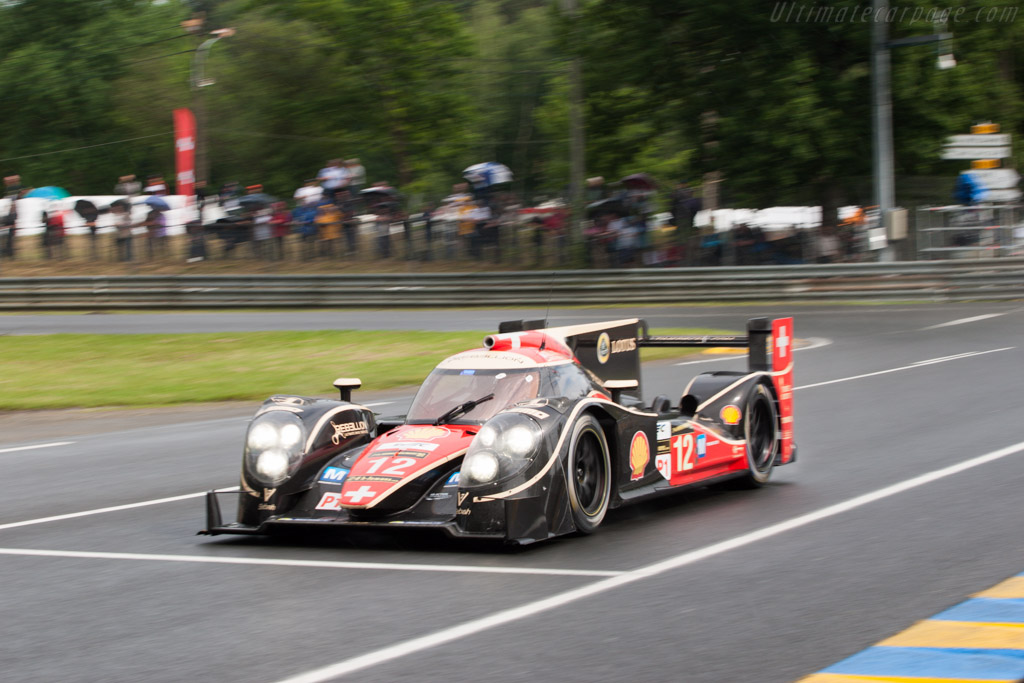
[0,441,74,455]
[795,347,1014,391]
[0,548,621,577]
[673,337,832,366]
[922,311,1013,330]
[271,438,1024,683]
[0,487,239,532]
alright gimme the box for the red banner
[173,108,196,196]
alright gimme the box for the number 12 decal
[673,434,695,473]
[365,456,417,477]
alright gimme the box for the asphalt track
[0,302,1022,682]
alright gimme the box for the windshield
[407,368,540,424]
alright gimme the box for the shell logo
[596,332,611,364]
[399,426,450,441]
[720,405,742,425]
[629,431,650,481]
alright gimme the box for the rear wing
[642,316,794,462]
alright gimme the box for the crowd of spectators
[0,164,865,268]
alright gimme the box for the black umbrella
[109,198,131,212]
[74,199,99,222]
[586,197,625,218]
[238,193,278,209]
[620,173,656,191]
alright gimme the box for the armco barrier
[1,260,1023,309]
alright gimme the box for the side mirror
[333,377,362,403]
[604,379,639,404]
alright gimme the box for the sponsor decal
[271,396,307,406]
[596,332,611,364]
[342,485,376,504]
[656,420,671,441]
[720,405,742,425]
[508,407,549,421]
[399,426,450,441]
[426,492,450,501]
[446,472,460,486]
[258,503,276,511]
[373,441,439,453]
[458,491,470,506]
[394,451,430,459]
[460,369,476,375]
[610,338,637,354]
[263,488,276,501]
[350,475,402,483]
[331,420,369,445]
[456,508,472,516]
[731,444,745,458]
[319,467,349,484]
[696,433,706,459]
[655,451,672,480]
[315,492,344,511]
[629,431,650,481]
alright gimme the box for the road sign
[942,146,1012,160]
[983,188,1021,202]
[945,133,1011,147]
[972,123,1000,135]
[970,168,1020,189]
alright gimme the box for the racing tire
[728,382,779,489]
[566,414,612,533]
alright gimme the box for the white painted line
[795,347,1014,391]
[674,337,832,366]
[0,547,621,577]
[0,441,74,455]
[271,438,1024,683]
[0,487,239,532]
[922,312,1008,330]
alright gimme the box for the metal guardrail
[1,260,1023,309]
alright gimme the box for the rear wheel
[566,414,611,533]
[733,383,779,488]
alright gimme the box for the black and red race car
[203,316,795,544]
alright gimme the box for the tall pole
[871,0,895,260]
[190,29,234,189]
[562,0,585,246]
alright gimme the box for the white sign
[941,146,1012,160]
[983,188,1022,202]
[970,169,1020,190]
[945,134,1011,147]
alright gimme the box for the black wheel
[731,383,779,488]
[566,414,611,533]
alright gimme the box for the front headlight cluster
[462,413,544,487]
[244,411,307,486]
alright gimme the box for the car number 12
[673,434,695,473]
[364,456,417,477]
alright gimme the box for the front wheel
[565,414,611,533]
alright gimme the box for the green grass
[0,327,735,410]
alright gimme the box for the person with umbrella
[75,199,101,260]
[141,195,170,260]
[110,199,133,262]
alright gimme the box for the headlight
[244,412,307,486]
[462,414,543,487]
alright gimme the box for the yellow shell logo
[400,426,449,440]
[720,405,742,425]
[629,431,649,480]
[596,332,611,364]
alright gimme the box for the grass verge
[0,327,735,410]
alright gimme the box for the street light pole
[870,0,895,261]
[190,28,234,189]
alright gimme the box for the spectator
[115,174,141,197]
[816,224,841,264]
[585,176,607,203]
[346,158,365,195]
[270,202,290,260]
[421,201,436,261]
[2,175,21,259]
[142,207,166,260]
[315,200,342,258]
[375,205,394,259]
[144,175,167,195]
[186,219,206,263]
[337,189,360,256]
[111,202,133,261]
[253,209,273,260]
[293,178,322,206]
[292,202,318,260]
[318,159,349,203]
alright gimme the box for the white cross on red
[775,326,790,358]
[343,485,376,503]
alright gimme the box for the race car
[202,316,795,544]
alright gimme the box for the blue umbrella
[25,186,70,200]
[463,162,512,188]
[143,195,171,212]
